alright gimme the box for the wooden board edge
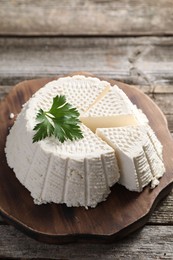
[0,183,172,244]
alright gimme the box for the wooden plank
[154,85,173,94]
[132,85,173,94]
[166,114,173,132]
[0,187,172,226]
[0,225,172,259]
[0,0,173,36]
[152,93,173,115]
[1,188,172,226]
[0,85,13,100]
[1,187,170,225]
[0,37,173,87]
[149,189,173,224]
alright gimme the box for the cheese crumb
[9,113,15,119]
[151,178,160,189]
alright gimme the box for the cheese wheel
[5,75,165,207]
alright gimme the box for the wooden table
[0,1,173,259]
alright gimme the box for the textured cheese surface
[5,75,165,207]
[81,86,148,125]
[96,125,165,192]
[6,121,120,207]
[5,75,120,208]
[30,75,111,114]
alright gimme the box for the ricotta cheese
[96,125,165,192]
[6,122,119,207]
[5,75,165,207]
[5,76,120,208]
[80,86,148,132]
[31,75,111,114]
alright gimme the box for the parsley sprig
[33,95,84,143]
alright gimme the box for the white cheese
[9,112,15,119]
[96,125,165,192]
[80,86,148,132]
[31,75,111,114]
[5,114,119,208]
[80,115,137,133]
[6,75,116,207]
[5,75,165,207]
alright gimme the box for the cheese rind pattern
[5,75,165,207]
[96,125,165,192]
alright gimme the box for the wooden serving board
[0,72,173,244]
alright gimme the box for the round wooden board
[0,72,173,244]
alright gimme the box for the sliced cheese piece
[96,125,165,192]
[5,103,119,208]
[80,85,148,131]
[80,115,137,133]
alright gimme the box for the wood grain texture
[0,0,173,36]
[0,74,173,244]
[0,37,173,87]
[149,188,173,224]
[153,93,173,114]
[167,115,173,133]
[0,225,172,259]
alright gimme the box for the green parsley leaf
[33,95,84,143]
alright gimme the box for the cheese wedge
[96,125,165,192]
[80,86,148,132]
